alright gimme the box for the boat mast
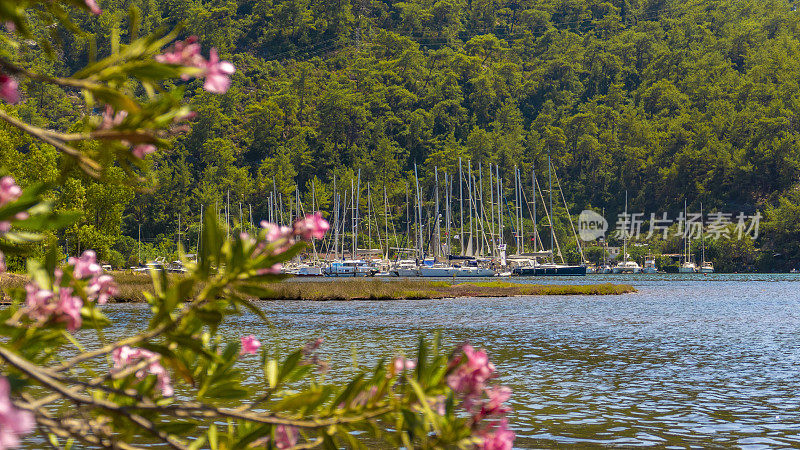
[383,183,389,259]
[333,175,338,259]
[414,163,423,259]
[683,198,688,264]
[623,190,628,264]
[548,153,554,255]
[467,160,474,256]
[497,164,503,249]
[701,202,705,265]
[435,166,440,260]
[489,164,495,256]
[532,165,537,269]
[459,158,464,256]
[367,182,372,252]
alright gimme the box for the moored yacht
[323,260,377,277]
[612,260,643,274]
[679,261,698,273]
[699,261,714,273]
[512,259,587,276]
[642,254,658,273]
[391,260,420,277]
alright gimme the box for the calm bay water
[92,275,800,447]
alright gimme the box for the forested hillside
[4,0,800,268]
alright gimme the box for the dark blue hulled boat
[512,263,587,276]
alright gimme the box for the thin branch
[0,109,101,177]
[0,346,187,450]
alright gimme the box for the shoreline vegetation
[0,273,635,302]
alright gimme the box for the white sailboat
[699,202,714,273]
[613,191,642,274]
[679,199,697,273]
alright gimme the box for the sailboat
[512,155,586,276]
[612,191,643,274]
[678,199,698,273]
[418,163,495,277]
[699,202,714,273]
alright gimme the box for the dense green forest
[4,0,800,270]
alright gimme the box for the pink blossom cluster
[68,250,117,304]
[259,212,330,249]
[240,335,261,355]
[25,282,82,330]
[0,176,24,237]
[84,0,102,14]
[156,37,235,94]
[111,346,173,397]
[447,345,515,450]
[99,106,156,159]
[24,251,116,330]
[0,74,18,104]
[0,376,34,449]
[391,356,416,376]
[293,212,330,240]
[273,424,298,449]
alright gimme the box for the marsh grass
[0,273,635,302]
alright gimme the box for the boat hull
[512,265,587,276]
[419,267,495,277]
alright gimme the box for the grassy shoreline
[0,273,636,302]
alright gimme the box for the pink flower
[260,221,294,253]
[88,274,116,305]
[293,212,330,240]
[479,386,512,418]
[392,357,416,375]
[0,74,19,104]
[24,283,83,330]
[25,283,54,317]
[274,425,298,449]
[56,287,83,331]
[447,345,496,396]
[0,251,5,273]
[69,250,102,279]
[479,419,515,450]
[155,36,204,68]
[240,335,261,355]
[257,263,282,275]
[0,177,21,206]
[111,346,173,397]
[0,376,34,449]
[203,49,236,94]
[84,0,102,14]
[132,144,156,159]
[156,39,235,94]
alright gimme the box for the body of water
[97,274,800,447]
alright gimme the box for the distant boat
[390,259,420,277]
[323,260,376,277]
[698,202,714,274]
[612,192,641,274]
[297,265,323,277]
[679,199,697,274]
[513,262,587,276]
[612,260,643,274]
[642,254,658,274]
[418,259,495,277]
